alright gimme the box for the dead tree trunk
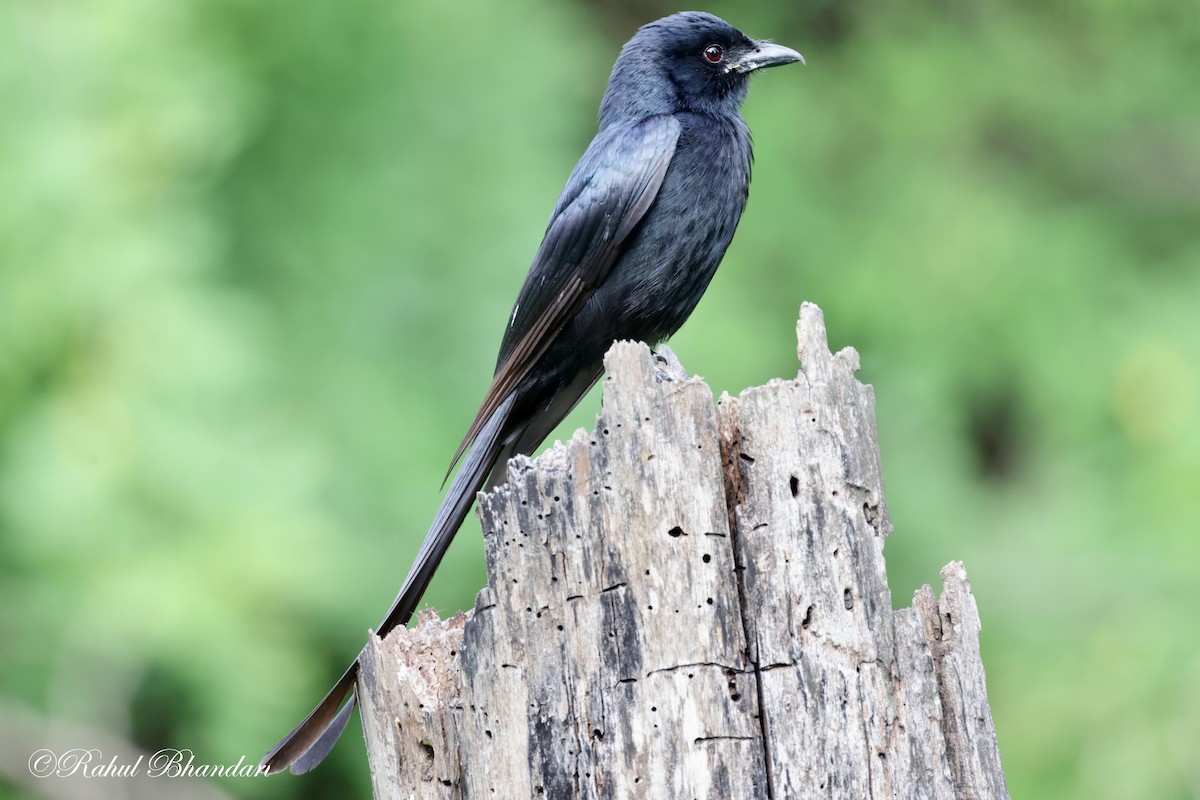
[358,303,1009,799]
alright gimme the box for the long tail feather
[261,666,357,775]
[260,392,518,775]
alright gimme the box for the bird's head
[599,12,804,124]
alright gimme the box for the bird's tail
[261,393,518,775]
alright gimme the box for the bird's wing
[446,114,681,476]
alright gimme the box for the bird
[261,11,802,775]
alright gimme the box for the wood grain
[358,304,1009,799]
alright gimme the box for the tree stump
[357,303,1009,799]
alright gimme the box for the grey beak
[732,41,806,73]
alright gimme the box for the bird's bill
[730,41,806,73]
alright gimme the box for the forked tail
[261,393,518,774]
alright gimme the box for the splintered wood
[359,303,1009,799]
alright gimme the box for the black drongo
[263,11,802,774]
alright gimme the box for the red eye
[703,44,724,63]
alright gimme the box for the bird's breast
[610,113,752,340]
[531,113,754,399]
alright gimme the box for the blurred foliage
[1,0,1197,797]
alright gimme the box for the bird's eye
[703,44,724,63]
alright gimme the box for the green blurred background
[2,0,1197,797]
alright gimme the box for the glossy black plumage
[262,11,802,775]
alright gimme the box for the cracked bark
[359,303,1010,799]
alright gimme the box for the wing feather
[445,116,680,477]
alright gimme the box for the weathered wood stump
[358,303,1009,799]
